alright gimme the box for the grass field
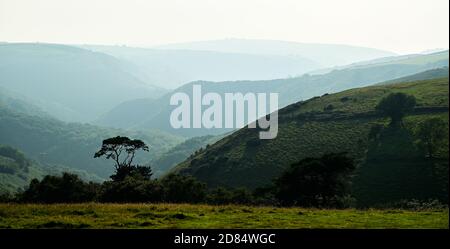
[0,204,448,229]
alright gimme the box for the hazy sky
[0,0,448,54]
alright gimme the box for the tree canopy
[376,93,416,126]
[94,136,149,169]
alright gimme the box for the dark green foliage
[324,104,334,111]
[207,187,254,205]
[160,174,207,203]
[0,192,15,202]
[376,93,416,126]
[415,118,448,159]
[274,153,355,207]
[354,124,448,206]
[99,178,163,203]
[110,165,153,182]
[20,173,100,203]
[0,146,30,170]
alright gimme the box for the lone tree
[94,136,152,181]
[376,93,416,127]
[416,118,448,159]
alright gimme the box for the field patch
[0,204,447,229]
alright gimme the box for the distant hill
[81,45,320,89]
[377,67,448,85]
[0,43,168,122]
[171,77,449,204]
[98,52,449,137]
[0,86,50,118]
[310,50,449,75]
[154,39,396,69]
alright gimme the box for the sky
[0,0,448,54]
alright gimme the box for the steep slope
[99,52,448,137]
[154,39,396,68]
[172,77,449,199]
[0,43,167,122]
[150,134,226,177]
[81,45,320,89]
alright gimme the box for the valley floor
[0,204,448,229]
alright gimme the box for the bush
[110,165,153,182]
[160,174,207,203]
[20,173,100,203]
[0,192,16,203]
[274,153,355,207]
[99,177,163,203]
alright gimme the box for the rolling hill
[172,77,449,204]
[0,43,167,122]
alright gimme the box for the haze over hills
[0,43,168,122]
[377,67,448,85]
[97,52,449,137]
[81,45,320,89]
[309,50,449,75]
[154,39,397,68]
[0,40,448,196]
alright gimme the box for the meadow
[0,203,447,229]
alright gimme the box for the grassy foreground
[0,204,448,229]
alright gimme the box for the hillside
[98,52,449,137]
[0,144,105,193]
[0,145,41,193]
[0,86,50,118]
[172,77,449,204]
[150,135,225,177]
[0,43,167,122]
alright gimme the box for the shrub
[160,174,207,203]
[99,177,163,203]
[20,173,100,203]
